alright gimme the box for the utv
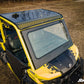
[0,9,83,84]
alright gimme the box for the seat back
[7,32,21,51]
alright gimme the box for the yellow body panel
[69,44,80,60]
[27,44,80,84]
[34,66,62,80]
[27,69,43,84]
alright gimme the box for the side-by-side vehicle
[0,9,83,84]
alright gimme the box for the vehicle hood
[29,44,79,81]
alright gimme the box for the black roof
[0,9,63,29]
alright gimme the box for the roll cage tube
[0,20,6,51]
[0,16,35,70]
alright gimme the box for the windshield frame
[22,19,73,69]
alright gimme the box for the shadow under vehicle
[0,9,83,84]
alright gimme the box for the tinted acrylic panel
[22,20,73,69]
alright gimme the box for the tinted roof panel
[0,9,63,30]
[0,9,62,24]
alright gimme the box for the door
[3,25,28,80]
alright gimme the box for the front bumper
[42,59,83,84]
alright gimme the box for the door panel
[6,49,28,80]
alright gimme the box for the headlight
[42,78,61,84]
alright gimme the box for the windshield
[28,23,69,58]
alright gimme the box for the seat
[7,32,21,52]
[6,32,28,64]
